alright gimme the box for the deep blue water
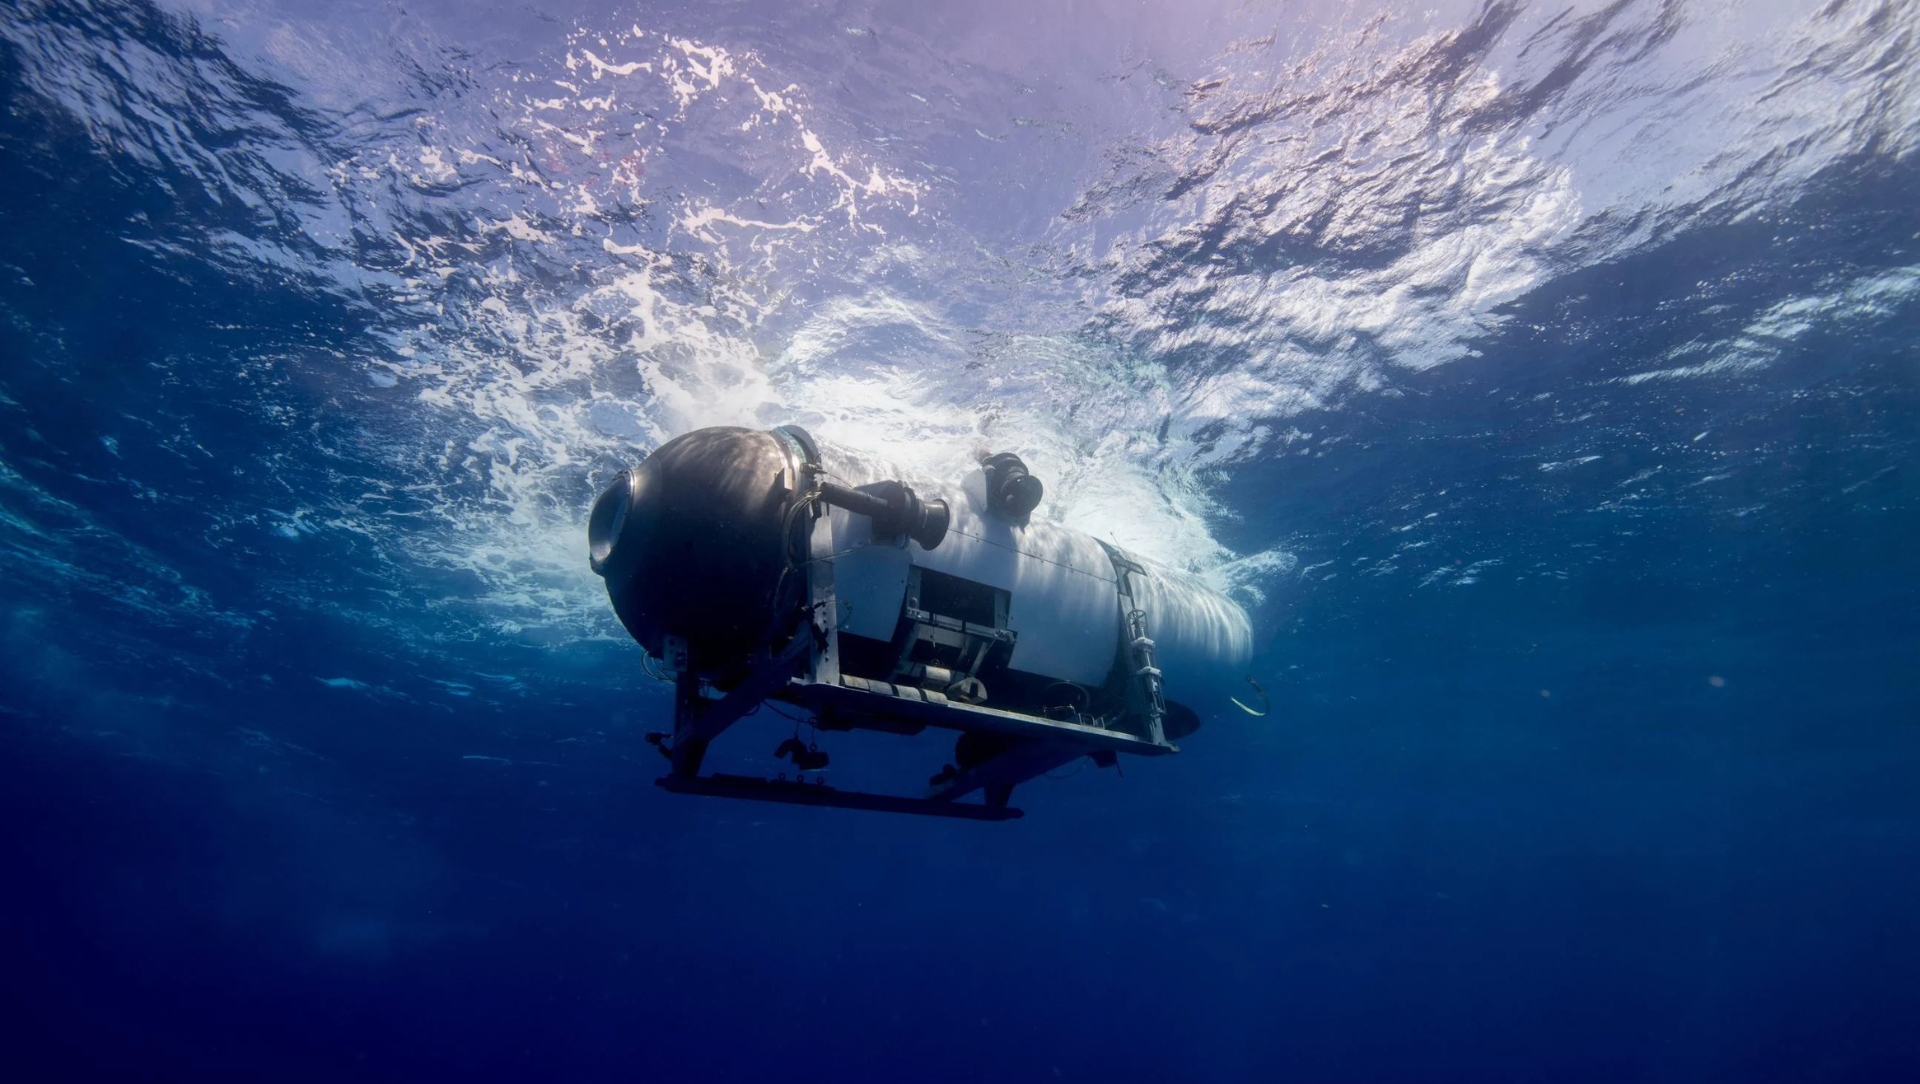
[3,0,1918,1080]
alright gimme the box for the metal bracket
[667,632,813,778]
[805,489,842,686]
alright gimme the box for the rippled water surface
[3,0,1917,1080]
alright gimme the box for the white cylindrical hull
[814,438,1254,717]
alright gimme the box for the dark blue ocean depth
[3,1,1918,1081]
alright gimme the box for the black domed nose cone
[591,427,797,671]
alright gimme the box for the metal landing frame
[654,662,1178,821]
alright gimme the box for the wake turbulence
[588,426,1260,820]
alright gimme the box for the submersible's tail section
[588,424,1257,820]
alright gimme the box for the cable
[781,489,823,570]
[1231,676,1271,717]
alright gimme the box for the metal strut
[1099,542,1169,747]
[662,629,814,778]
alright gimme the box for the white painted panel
[815,501,912,641]
[834,544,911,640]
[1002,556,1120,684]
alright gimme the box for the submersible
[588,425,1260,819]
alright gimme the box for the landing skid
[658,772,1025,821]
[650,662,1175,823]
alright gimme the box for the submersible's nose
[587,425,951,673]
[587,427,799,670]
